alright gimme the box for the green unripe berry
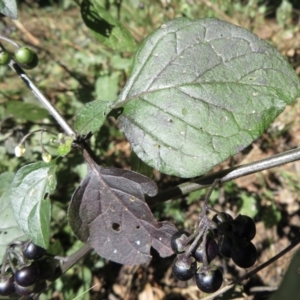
[14,47,39,70]
[0,51,11,65]
[15,47,35,64]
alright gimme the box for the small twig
[199,0,240,26]
[249,286,278,292]
[8,61,76,137]
[148,146,300,206]
[17,128,46,146]
[12,19,40,46]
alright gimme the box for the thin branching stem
[0,35,20,49]
[148,146,300,206]
[8,60,76,137]
[0,39,75,136]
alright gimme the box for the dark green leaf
[81,0,137,52]
[116,18,300,177]
[9,160,57,249]
[0,172,26,258]
[74,100,113,135]
[68,154,177,265]
[0,0,18,19]
[5,101,49,122]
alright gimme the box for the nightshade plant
[1,0,300,299]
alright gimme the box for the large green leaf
[0,172,26,258]
[81,0,137,52]
[9,161,57,249]
[0,0,18,19]
[116,18,300,178]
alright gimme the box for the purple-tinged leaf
[68,153,177,265]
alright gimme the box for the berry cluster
[170,181,257,294]
[215,213,257,268]
[0,240,58,297]
[0,47,39,69]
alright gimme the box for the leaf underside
[116,17,300,178]
[68,163,177,265]
[9,161,57,249]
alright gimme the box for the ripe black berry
[14,263,39,287]
[172,255,197,281]
[35,257,57,280]
[14,282,36,296]
[195,266,223,293]
[171,231,190,254]
[218,235,233,259]
[193,237,218,263]
[23,241,46,260]
[231,241,257,268]
[232,215,256,241]
[0,273,15,296]
[212,212,233,225]
[33,279,47,294]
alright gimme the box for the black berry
[212,212,233,225]
[171,231,190,254]
[35,257,57,280]
[195,266,223,293]
[14,263,39,287]
[218,235,233,259]
[231,241,257,268]
[232,215,256,241]
[0,273,15,296]
[193,237,218,263]
[23,241,46,260]
[172,255,197,281]
[14,282,36,296]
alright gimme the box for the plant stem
[8,61,76,137]
[0,40,78,137]
[148,146,300,206]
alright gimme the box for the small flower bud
[42,151,52,163]
[15,145,26,157]
[57,133,64,142]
